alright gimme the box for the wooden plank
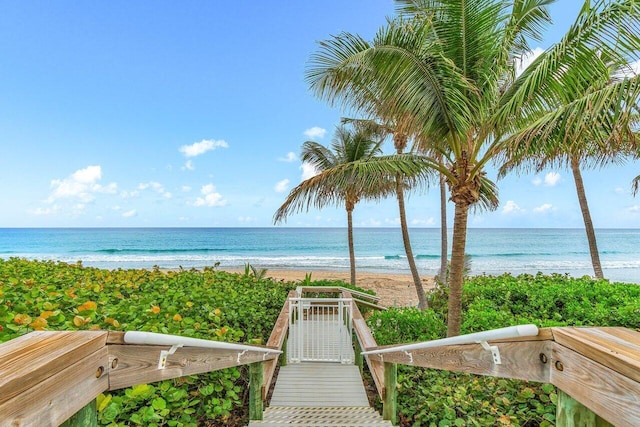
[552,327,640,383]
[0,331,108,406]
[490,327,554,342]
[269,363,369,407]
[108,345,277,390]
[382,363,397,424]
[371,340,552,383]
[263,290,295,400]
[106,331,126,344]
[352,304,384,398]
[353,298,387,311]
[249,362,264,420]
[0,347,109,427]
[551,342,640,427]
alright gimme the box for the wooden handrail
[0,330,280,426]
[297,285,381,302]
[262,289,296,401]
[364,326,640,427]
[343,289,386,399]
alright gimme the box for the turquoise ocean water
[0,228,638,283]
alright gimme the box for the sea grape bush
[368,273,640,427]
[0,258,296,426]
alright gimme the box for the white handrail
[124,331,282,354]
[361,324,539,356]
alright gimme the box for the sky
[0,1,638,228]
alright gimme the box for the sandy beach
[224,268,437,308]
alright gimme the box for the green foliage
[0,258,296,426]
[368,273,639,426]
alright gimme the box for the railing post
[556,390,613,427]
[354,334,363,374]
[279,335,287,367]
[61,400,97,427]
[382,362,397,425]
[249,362,264,421]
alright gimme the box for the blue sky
[1,1,638,228]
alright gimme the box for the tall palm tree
[273,124,386,286]
[307,0,640,336]
[342,117,432,308]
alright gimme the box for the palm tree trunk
[438,172,448,284]
[447,201,470,337]
[396,173,427,309]
[347,207,356,286]
[571,157,604,279]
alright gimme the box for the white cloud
[274,179,290,193]
[122,209,137,218]
[120,190,139,198]
[194,183,227,207]
[182,186,192,192]
[300,162,319,181]
[238,216,256,223]
[544,172,561,186]
[303,127,326,140]
[533,203,554,213]
[515,47,544,76]
[615,59,640,78]
[615,187,627,195]
[502,200,525,214]
[532,177,542,186]
[411,218,436,226]
[46,165,117,203]
[179,139,229,158]
[384,218,401,226]
[360,218,382,227]
[30,205,61,216]
[138,181,171,199]
[279,152,297,162]
[182,160,195,171]
[627,205,640,214]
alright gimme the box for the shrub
[368,273,639,426]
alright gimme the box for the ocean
[0,227,638,283]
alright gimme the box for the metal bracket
[403,351,414,364]
[236,349,248,363]
[479,341,501,364]
[158,344,183,369]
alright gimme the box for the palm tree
[307,0,640,336]
[342,117,432,309]
[273,124,386,286]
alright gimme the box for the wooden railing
[361,325,640,427]
[0,329,282,426]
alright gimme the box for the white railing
[361,324,539,365]
[288,297,353,363]
[124,331,282,368]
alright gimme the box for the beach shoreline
[222,268,437,308]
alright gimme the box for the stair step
[247,406,393,426]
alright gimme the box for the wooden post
[279,336,287,367]
[382,362,397,425]
[556,390,613,427]
[249,362,264,421]
[61,400,97,427]
[354,334,363,374]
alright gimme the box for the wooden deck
[269,363,369,407]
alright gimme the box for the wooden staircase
[247,360,391,426]
[248,406,392,426]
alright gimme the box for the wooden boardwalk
[270,363,369,407]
